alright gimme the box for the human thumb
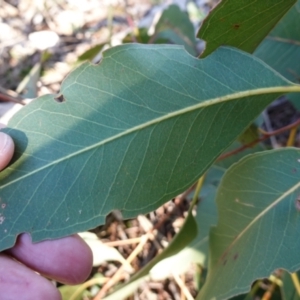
[0,132,14,171]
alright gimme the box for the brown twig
[0,92,26,105]
[174,118,300,204]
[124,0,138,43]
[174,183,198,203]
[218,118,300,161]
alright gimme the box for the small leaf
[154,5,197,55]
[78,43,106,62]
[0,44,300,251]
[198,148,300,300]
[197,0,296,57]
[123,28,150,44]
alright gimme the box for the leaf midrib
[267,36,300,46]
[2,85,300,189]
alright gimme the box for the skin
[0,131,93,300]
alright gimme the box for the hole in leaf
[54,94,65,103]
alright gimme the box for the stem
[287,126,298,147]
[218,118,300,161]
[191,175,205,207]
[0,92,25,105]
[69,277,108,300]
[244,280,261,300]
[291,273,300,296]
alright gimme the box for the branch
[218,118,300,161]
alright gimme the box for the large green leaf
[197,0,296,57]
[198,148,300,300]
[0,44,299,252]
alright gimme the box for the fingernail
[0,132,9,154]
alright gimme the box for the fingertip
[62,234,94,284]
[0,132,14,171]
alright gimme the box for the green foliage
[77,43,106,62]
[254,1,300,82]
[197,0,296,57]
[123,4,197,55]
[198,148,300,299]
[1,1,300,300]
[254,0,300,111]
[154,4,197,55]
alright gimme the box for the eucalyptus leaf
[0,44,299,251]
[254,0,300,82]
[254,0,300,111]
[197,148,300,300]
[154,5,197,55]
[197,0,296,57]
[78,43,106,62]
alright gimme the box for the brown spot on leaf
[233,24,241,29]
[233,253,239,261]
[1,203,6,209]
[54,94,66,103]
[220,251,229,265]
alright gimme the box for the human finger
[0,253,62,300]
[6,233,93,285]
